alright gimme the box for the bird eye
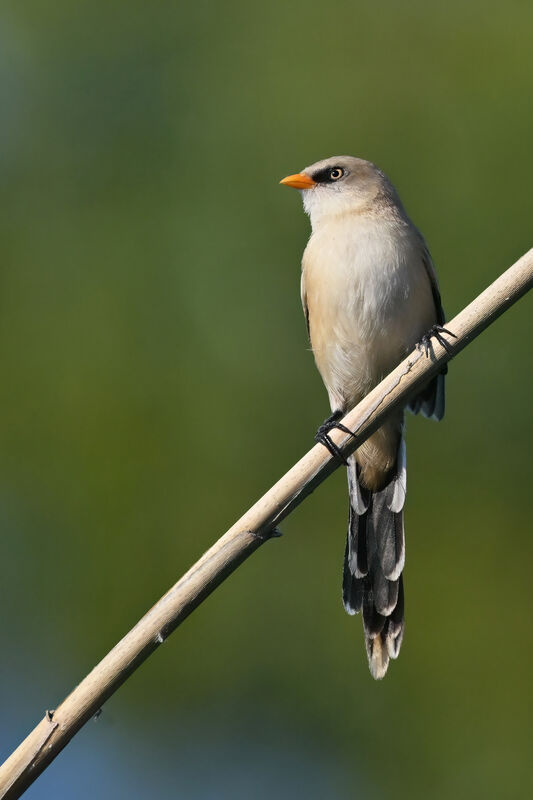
[329,167,344,181]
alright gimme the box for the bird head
[280,155,394,226]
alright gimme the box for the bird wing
[421,245,445,325]
[407,242,447,421]
[300,270,310,337]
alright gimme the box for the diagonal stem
[1,248,532,800]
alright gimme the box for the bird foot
[315,411,356,465]
[417,324,457,357]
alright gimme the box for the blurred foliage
[0,1,532,798]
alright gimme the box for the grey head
[281,155,403,226]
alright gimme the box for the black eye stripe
[312,166,345,183]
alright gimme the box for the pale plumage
[282,156,446,678]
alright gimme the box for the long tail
[342,441,406,679]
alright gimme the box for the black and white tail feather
[343,442,407,679]
[343,370,445,679]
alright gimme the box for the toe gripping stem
[418,324,457,357]
[248,527,283,542]
[314,411,356,466]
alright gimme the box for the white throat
[302,185,379,230]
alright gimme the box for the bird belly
[303,219,435,412]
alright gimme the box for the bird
[280,156,453,679]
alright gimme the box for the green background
[1,2,532,798]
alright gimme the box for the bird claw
[417,325,457,357]
[248,527,283,541]
[314,412,356,465]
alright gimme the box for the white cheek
[302,186,335,220]
[302,186,358,227]
[301,188,317,217]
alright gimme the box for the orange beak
[279,172,316,190]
